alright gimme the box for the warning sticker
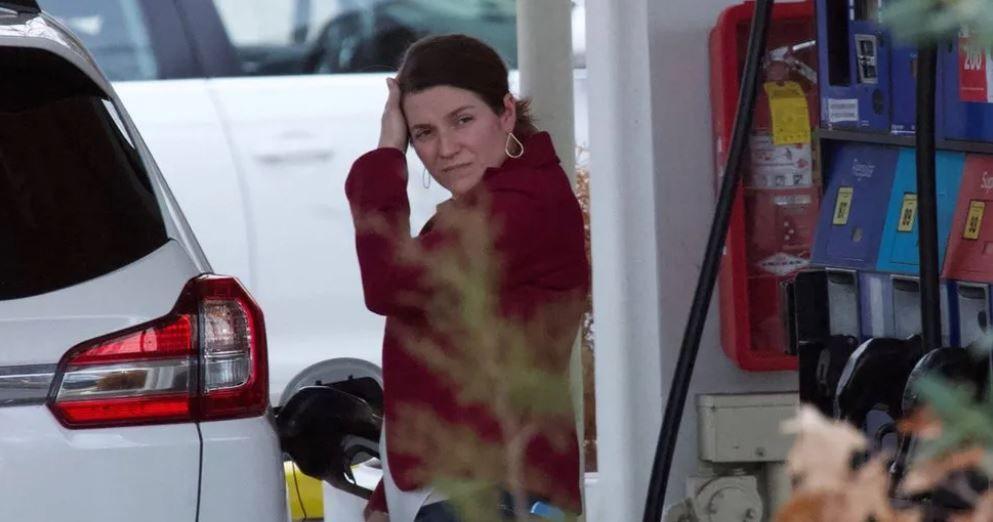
[965,200,986,240]
[833,187,854,226]
[756,252,810,277]
[748,133,813,188]
[827,98,859,124]
[764,81,811,146]
[898,193,918,232]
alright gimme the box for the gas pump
[789,0,993,507]
[944,155,993,347]
[647,0,993,519]
[816,0,920,134]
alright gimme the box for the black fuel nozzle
[276,384,383,499]
[791,269,862,416]
[798,334,861,416]
[833,336,925,427]
[900,346,986,415]
[889,343,991,491]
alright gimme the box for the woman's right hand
[378,78,408,152]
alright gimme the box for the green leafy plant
[370,189,586,521]
[883,0,993,46]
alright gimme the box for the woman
[346,34,589,522]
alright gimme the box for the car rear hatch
[0,7,248,521]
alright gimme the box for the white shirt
[380,419,447,522]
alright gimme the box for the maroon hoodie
[345,132,589,514]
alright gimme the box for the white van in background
[37,0,589,413]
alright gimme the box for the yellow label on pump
[897,194,918,232]
[965,200,986,240]
[764,81,812,146]
[833,187,854,226]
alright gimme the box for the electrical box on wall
[697,393,799,463]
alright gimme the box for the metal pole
[915,44,941,353]
[891,42,940,492]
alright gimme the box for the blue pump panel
[816,0,891,132]
[876,150,966,273]
[890,46,917,135]
[940,35,993,143]
[812,143,900,269]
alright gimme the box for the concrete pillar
[516,2,585,518]
[516,0,576,180]
[584,0,663,519]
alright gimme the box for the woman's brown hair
[395,34,537,138]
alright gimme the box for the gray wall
[586,0,800,519]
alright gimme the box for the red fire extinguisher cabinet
[710,0,819,371]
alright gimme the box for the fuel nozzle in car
[276,379,383,499]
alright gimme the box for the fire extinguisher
[747,41,820,264]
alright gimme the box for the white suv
[35,0,589,414]
[0,2,286,520]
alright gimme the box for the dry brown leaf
[893,509,925,522]
[783,405,868,491]
[950,490,993,522]
[900,446,986,495]
[844,457,898,521]
[776,409,926,522]
[775,461,922,522]
[775,491,843,522]
[898,407,943,440]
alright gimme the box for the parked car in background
[37,0,588,407]
[0,1,286,520]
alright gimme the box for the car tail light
[49,276,269,428]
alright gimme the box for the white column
[516,2,586,518]
[585,0,663,520]
[516,0,576,179]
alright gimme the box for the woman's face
[403,85,516,197]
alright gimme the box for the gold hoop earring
[505,132,524,159]
[422,167,431,189]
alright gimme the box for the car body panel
[199,416,289,522]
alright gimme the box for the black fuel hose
[641,0,775,519]
[891,42,940,491]
[914,44,941,356]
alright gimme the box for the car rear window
[0,48,168,300]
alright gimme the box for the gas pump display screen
[855,35,878,84]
